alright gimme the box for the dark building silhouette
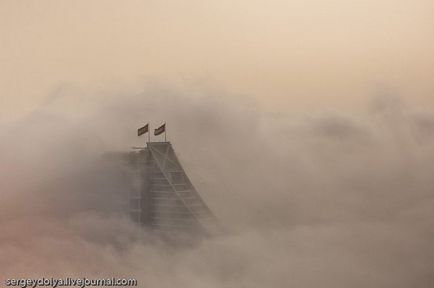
[110,141,216,232]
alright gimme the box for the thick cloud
[0,86,433,287]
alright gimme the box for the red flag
[137,124,149,136]
[154,123,165,136]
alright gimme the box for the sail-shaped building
[117,141,216,232]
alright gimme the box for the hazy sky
[1,2,434,286]
[1,0,434,121]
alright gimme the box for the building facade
[120,142,215,232]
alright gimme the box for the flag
[154,123,166,136]
[137,124,149,136]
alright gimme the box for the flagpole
[148,125,151,143]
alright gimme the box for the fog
[0,86,433,287]
[2,0,434,120]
